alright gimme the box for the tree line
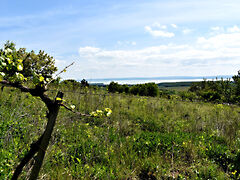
[107,71,240,104]
[188,72,240,104]
[108,82,159,97]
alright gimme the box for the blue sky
[1,0,240,79]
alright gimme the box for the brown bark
[29,92,63,180]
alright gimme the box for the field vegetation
[1,81,240,179]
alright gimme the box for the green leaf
[15,73,24,81]
[17,64,23,71]
[39,76,44,82]
[56,97,62,101]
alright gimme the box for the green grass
[1,85,240,179]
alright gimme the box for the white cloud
[152,22,167,29]
[171,24,178,28]
[197,33,240,48]
[131,41,137,46]
[76,31,240,78]
[145,25,175,38]
[79,46,100,56]
[117,41,136,46]
[227,25,240,33]
[211,26,221,31]
[182,28,193,34]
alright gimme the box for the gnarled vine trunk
[11,91,63,180]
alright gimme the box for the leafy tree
[189,73,240,104]
[145,83,159,97]
[122,84,129,93]
[130,85,139,95]
[138,84,147,96]
[81,78,89,87]
[108,81,120,93]
[0,41,57,87]
[108,82,159,97]
[60,79,81,91]
[232,70,240,97]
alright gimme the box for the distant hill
[157,81,193,88]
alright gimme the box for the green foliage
[108,82,159,97]
[0,41,57,86]
[80,79,89,87]
[1,84,240,179]
[60,79,81,88]
[232,70,240,96]
[0,88,47,178]
[108,81,120,93]
[188,76,240,104]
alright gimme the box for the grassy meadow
[1,84,240,179]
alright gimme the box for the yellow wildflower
[104,108,112,116]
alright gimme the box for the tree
[81,79,89,87]
[145,83,159,97]
[0,41,67,179]
[232,70,240,97]
[108,81,120,93]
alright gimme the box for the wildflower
[96,110,103,116]
[104,108,112,116]
[105,108,112,113]
[90,111,98,117]
[90,108,112,117]
[96,110,103,114]
[232,170,237,175]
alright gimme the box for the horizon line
[84,75,233,81]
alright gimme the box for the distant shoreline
[85,75,233,85]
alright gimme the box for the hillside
[1,85,240,179]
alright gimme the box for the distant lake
[86,75,233,85]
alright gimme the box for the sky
[1,0,240,79]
